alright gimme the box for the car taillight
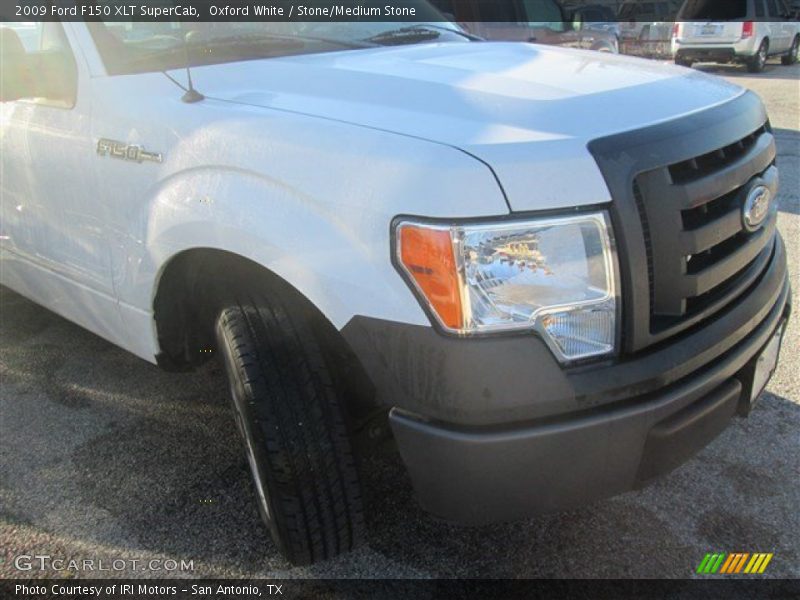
[672,23,680,38]
[742,21,754,39]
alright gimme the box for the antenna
[181,30,204,104]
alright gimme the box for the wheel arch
[116,163,431,365]
[153,247,266,369]
[152,247,379,425]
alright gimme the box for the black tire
[748,40,768,73]
[675,57,693,68]
[781,36,799,65]
[215,294,364,565]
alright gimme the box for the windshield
[86,6,467,75]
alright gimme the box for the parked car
[621,21,675,57]
[672,0,800,71]
[618,0,681,46]
[433,0,620,52]
[0,10,790,566]
[563,3,620,26]
[573,3,621,40]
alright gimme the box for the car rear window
[678,0,749,20]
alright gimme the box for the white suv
[672,0,800,71]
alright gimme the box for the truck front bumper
[341,235,790,524]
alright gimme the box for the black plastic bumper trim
[634,378,740,485]
[388,282,788,524]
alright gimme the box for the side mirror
[0,28,37,102]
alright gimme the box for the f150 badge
[97,138,162,164]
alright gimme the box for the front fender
[112,124,508,362]
[142,165,425,330]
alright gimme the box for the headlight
[395,212,619,364]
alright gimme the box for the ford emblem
[742,184,771,232]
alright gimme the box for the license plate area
[737,320,786,416]
[696,23,722,36]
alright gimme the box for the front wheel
[215,295,364,565]
[781,36,799,65]
[675,57,693,68]
[748,40,768,72]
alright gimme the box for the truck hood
[186,42,746,211]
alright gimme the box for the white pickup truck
[0,13,791,565]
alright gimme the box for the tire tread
[215,293,364,565]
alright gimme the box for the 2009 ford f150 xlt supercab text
[0,12,791,566]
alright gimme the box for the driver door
[1,21,119,329]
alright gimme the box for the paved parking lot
[1,61,798,580]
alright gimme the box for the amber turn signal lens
[398,225,463,330]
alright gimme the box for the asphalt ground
[1,60,798,580]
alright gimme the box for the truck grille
[588,92,778,353]
[634,125,777,335]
